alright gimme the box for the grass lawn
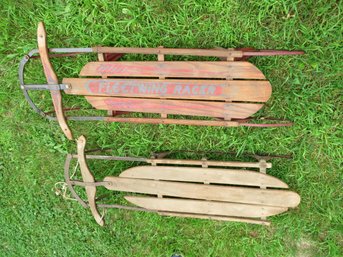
[0,0,342,256]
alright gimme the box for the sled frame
[64,136,283,226]
[20,22,303,139]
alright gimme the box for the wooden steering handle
[77,135,104,226]
[37,22,73,139]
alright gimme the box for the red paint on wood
[85,80,223,96]
[80,62,266,79]
[85,97,263,119]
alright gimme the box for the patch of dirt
[249,231,259,238]
[295,238,317,257]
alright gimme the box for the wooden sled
[20,22,304,139]
[64,136,301,226]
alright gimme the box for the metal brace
[20,83,71,91]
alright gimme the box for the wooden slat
[158,212,271,225]
[125,196,288,218]
[119,166,288,188]
[63,78,272,102]
[85,97,263,119]
[93,47,243,58]
[157,47,166,118]
[147,159,272,168]
[80,61,266,79]
[103,177,301,207]
[71,155,271,168]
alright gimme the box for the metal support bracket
[20,83,71,91]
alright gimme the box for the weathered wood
[103,177,300,207]
[119,166,288,188]
[158,211,271,225]
[259,159,268,220]
[97,52,105,62]
[97,52,112,116]
[37,22,73,140]
[63,78,272,102]
[80,61,266,79]
[146,159,272,168]
[76,155,272,168]
[125,196,288,218]
[158,46,166,119]
[85,97,263,119]
[93,46,244,58]
[77,136,104,226]
[226,48,235,62]
[157,46,165,62]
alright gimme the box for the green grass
[0,0,342,256]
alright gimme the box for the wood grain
[85,97,263,119]
[119,166,288,188]
[103,177,301,207]
[93,46,244,58]
[77,136,104,226]
[80,61,266,79]
[37,22,72,140]
[125,196,288,218]
[146,159,272,168]
[63,78,272,102]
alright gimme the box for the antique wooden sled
[64,136,301,226]
[20,22,304,139]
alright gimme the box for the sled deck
[20,22,304,139]
[64,136,301,226]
